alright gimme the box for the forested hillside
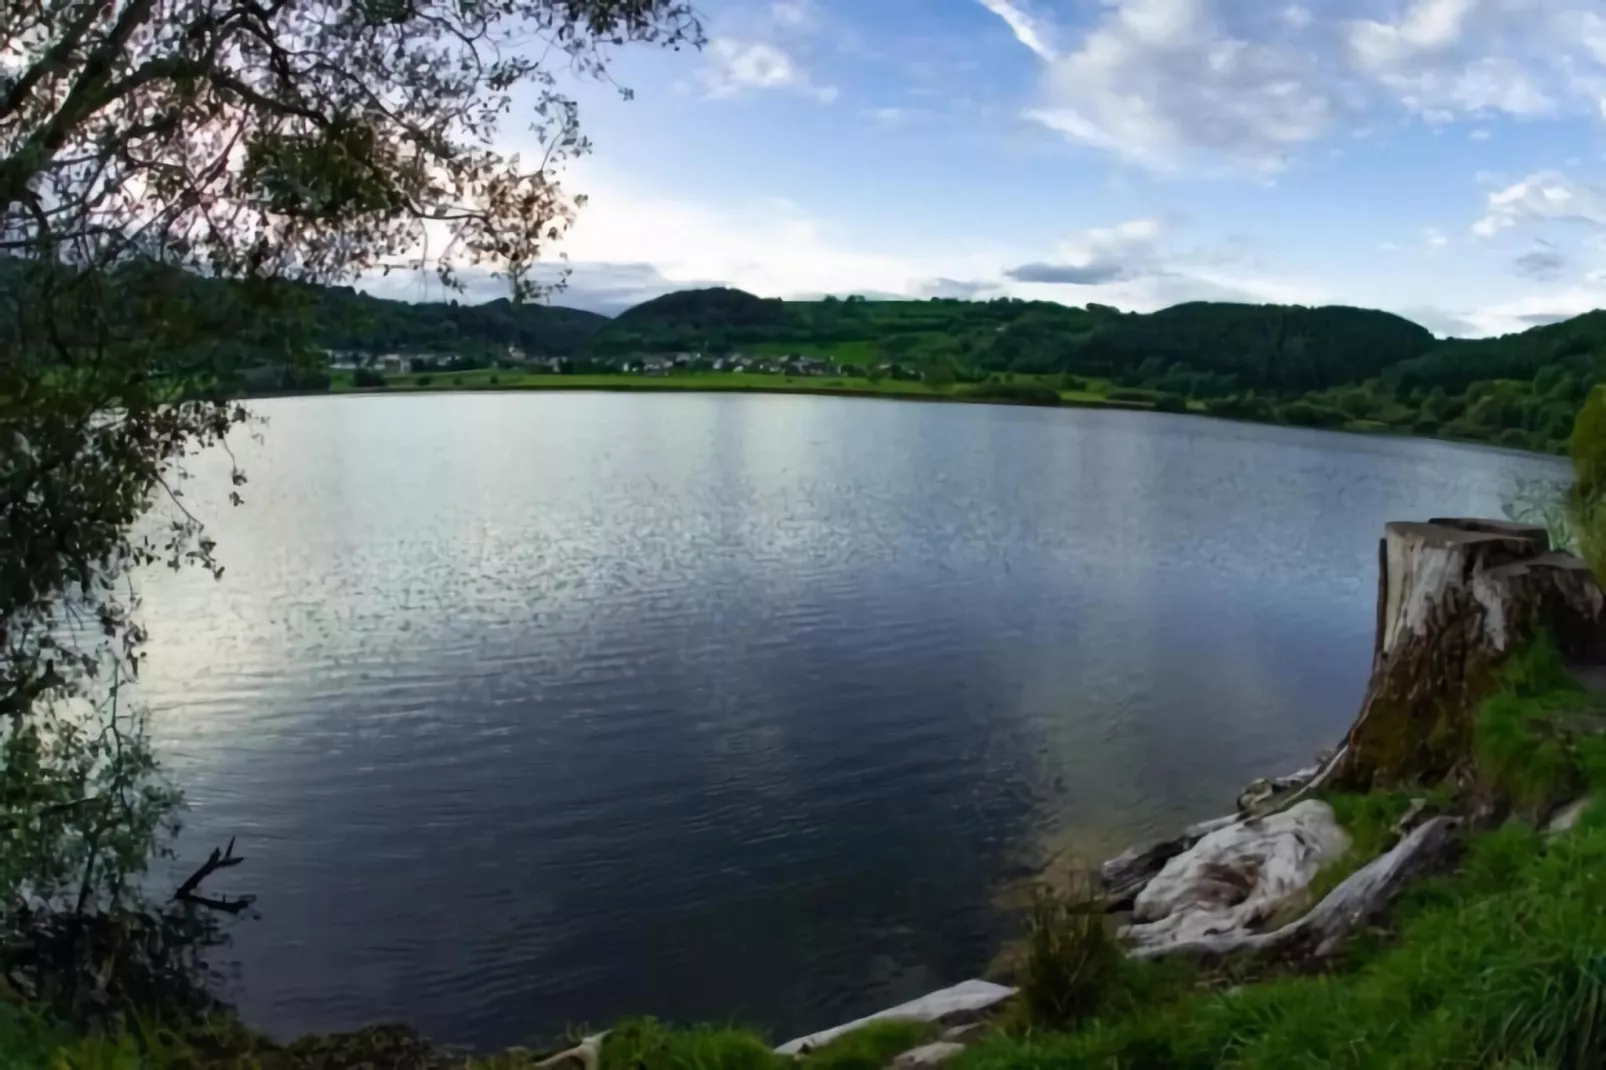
[8,253,1597,453]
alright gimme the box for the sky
[363,0,1606,339]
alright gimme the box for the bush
[1153,393,1189,413]
[414,373,434,387]
[1278,400,1347,428]
[1017,879,1123,1030]
[1106,388,1159,403]
[352,367,387,388]
[1206,393,1276,421]
[960,382,1062,406]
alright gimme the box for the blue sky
[371,0,1606,338]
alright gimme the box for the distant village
[325,347,924,381]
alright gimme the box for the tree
[0,0,701,1012]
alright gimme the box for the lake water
[134,391,1566,1050]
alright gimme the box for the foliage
[958,382,1061,406]
[1565,387,1606,581]
[1016,878,1124,1031]
[0,0,703,1036]
[1473,636,1606,817]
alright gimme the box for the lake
[134,391,1567,1051]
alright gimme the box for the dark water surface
[135,392,1565,1049]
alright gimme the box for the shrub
[960,382,1062,406]
[1278,400,1347,428]
[1017,878,1123,1030]
[414,374,434,387]
[1106,388,1159,403]
[352,367,386,388]
[1153,393,1188,413]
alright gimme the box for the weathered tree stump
[1330,517,1606,791]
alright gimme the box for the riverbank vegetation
[0,0,701,1064]
[236,280,1604,456]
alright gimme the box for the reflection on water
[134,392,1566,1049]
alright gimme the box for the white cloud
[1423,226,1450,246]
[1014,0,1339,172]
[975,0,1057,60]
[531,175,1326,315]
[1469,127,1490,139]
[769,0,816,30]
[1471,171,1606,237]
[981,1,1606,171]
[1461,287,1606,336]
[700,38,837,102]
[1347,0,1477,68]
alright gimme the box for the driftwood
[1100,813,1238,911]
[1129,816,1462,961]
[171,837,255,914]
[1332,518,1605,790]
[534,1032,607,1070]
[1122,801,1351,954]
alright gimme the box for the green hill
[11,252,1597,453]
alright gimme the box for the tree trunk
[1330,518,1606,791]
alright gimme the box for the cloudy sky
[367,0,1606,338]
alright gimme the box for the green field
[327,369,1143,408]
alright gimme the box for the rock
[1546,796,1593,834]
[1124,800,1350,953]
[890,1042,967,1069]
[774,980,1016,1056]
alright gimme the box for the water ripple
[130,393,1566,1050]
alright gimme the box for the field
[326,369,1144,410]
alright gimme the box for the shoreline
[250,377,1568,461]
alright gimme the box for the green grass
[800,1020,942,1070]
[597,1017,939,1070]
[953,810,1606,1069]
[947,638,1606,1070]
[326,370,1165,412]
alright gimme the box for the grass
[943,635,1606,1070]
[325,369,1160,412]
[596,1017,939,1070]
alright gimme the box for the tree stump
[1330,518,1606,791]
